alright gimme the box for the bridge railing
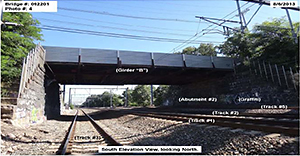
[18,44,46,98]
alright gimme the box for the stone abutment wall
[12,45,47,127]
[171,65,298,108]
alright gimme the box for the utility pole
[110,89,113,108]
[125,87,128,107]
[241,12,247,29]
[285,9,298,44]
[236,0,245,33]
[62,85,65,104]
[68,88,72,107]
[150,85,154,106]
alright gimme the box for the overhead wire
[185,3,260,67]
[38,1,258,57]
[37,17,196,37]
[58,7,201,23]
[152,2,253,63]
[150,1,234,9]
[66,1,220,16]
[38,25,224,44]
[40,12,199,33]
[152,3,250,63]
[170,2,255,53]
[93,0,227,14]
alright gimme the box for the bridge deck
[44,46,234,85]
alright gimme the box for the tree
[131,85,151,106]
[219,17,299,67]
[218,30,253,60]
[82,91,123,107]
[181,46,197,55]
[181,43,217,56]
[250,18,299,66]
[197,43,217,56]
[154,85,169,106]
[122,89,137,106]
[1,11,43,89]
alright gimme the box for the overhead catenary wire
[40,12,200,33]
[151,2,253,64]
[38,25,224,44]
[93,0,231,14]
[171,2,252,52]
[37,17,196,37]
[150,1,235,9]
[67,1,225,16]
[58,7,201,23]
[170,2,255,53]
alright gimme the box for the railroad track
[154,109,299,119]
[239,113,299,120]
[132,111,299,136]
[55,109,121,155]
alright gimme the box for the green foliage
[153,85,183,106]
[121,89,135,106]
[218,30,252,59]
[129,102,138,107]
[181,43,217,56]
[251,18,299,66]
[121,85,153,107]
[181,46,197,55]
[131,85,151,106]
[82,91,123,107]
[219,17,299,67]
[83,86,152,107]
[154,85,169,106]
[1,11,43,86]
[69,103,74,109]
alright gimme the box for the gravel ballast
[1,108,299,155]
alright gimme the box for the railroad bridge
[7,44,235,126]
[44,46,234,85]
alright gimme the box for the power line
[170,2,253,52]
[152,2,252,64]
[58,7,200,23]
[37,18,195,37]
[151,1,234,9]
[68,1,221,16]
[39,25,223,44]
[98,1,234,14]
[40,12,199,33]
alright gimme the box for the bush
[69,103,74,109]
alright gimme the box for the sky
[31,0,300,53]
[28,0,300,105]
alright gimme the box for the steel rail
[239,113,299,119]
[59,109,121,155]
[60,110,78,155]
[133,112,299,136]
[136,111,299,127]
[150,109,299,119]
[81,109,121,146]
